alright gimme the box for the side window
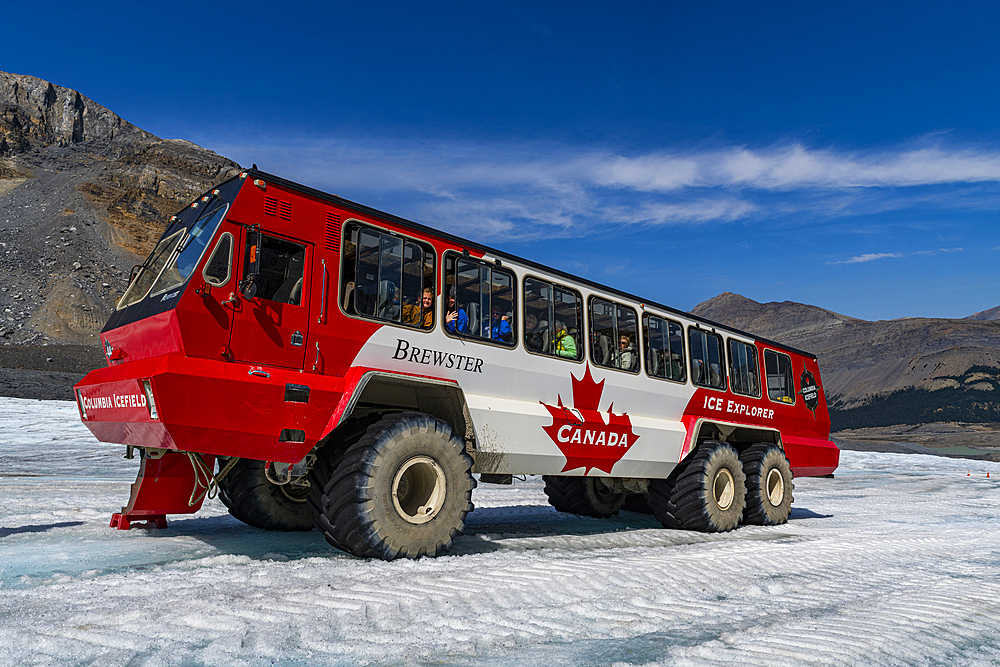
[764,350,795,404]
[643,315,686,382]
[689,328,726,389]
[244,234,307,305]
[444,254,516,346]
[728,339,761,397]
[589,297,639,373]
[340,222,435,328]
[524,277,583,360]
[203,232,233,286]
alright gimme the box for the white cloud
[591,144,1000,192]
[830,252,903,265]
[201,131,1000,239]
[611,199,757,226]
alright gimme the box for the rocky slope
[0,71,242,348]
[0,71,243,398]
[693,292,1000,428]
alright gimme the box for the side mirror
[128,264,142,285]
[240,276,258,299]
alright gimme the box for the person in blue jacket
[489,306,513,343]
[445,288,468,334]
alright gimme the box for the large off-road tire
[308,413,476,560]
[542,476,626,518]
[622,493,654,515]
[216,457,314,531]
[648,441,746,532]
[741,443,794,525]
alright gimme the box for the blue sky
[5,1,1000,319]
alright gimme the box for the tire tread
[309,412,475,559]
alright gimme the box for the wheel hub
[713,468,735,511]
[766,468,784,506]
[392,456,447,525]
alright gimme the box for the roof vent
[263,196,277,216]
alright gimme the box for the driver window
[244,234,307,305]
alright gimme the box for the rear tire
[308,413,475,560]
[216,457,314,531]
[648,441,746,532]
[542,476,626,518]
[622,493,654,515]
[741,443,794,525]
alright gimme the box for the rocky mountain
[966,305,1000,321]
[0,71,242,349]
[692,292,1000,429]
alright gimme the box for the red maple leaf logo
[541,364,640,474]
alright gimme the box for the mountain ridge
[692,292,1000,427]
[966,305,1000,321]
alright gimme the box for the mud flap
[110,450,216,530]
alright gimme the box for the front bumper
[74,355,342,463]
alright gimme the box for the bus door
[228,227,312,369]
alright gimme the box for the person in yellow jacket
[402,287,434,328]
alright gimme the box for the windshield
[148,204,229,297]
[116,231,185,310]
[115,202,229,311]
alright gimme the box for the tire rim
[713,468,735,511]
[766,468,785,506]
[392,456,447,525]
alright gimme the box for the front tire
[308,413,475,560]
[649,441,746,532]
[741,443,794,525]
[542,476,626,518]
[216,457,314,531]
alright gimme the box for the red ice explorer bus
[74,169,839,560]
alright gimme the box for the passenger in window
[403,287,434,328]
[554,321,577,358]
[525,314,544,351]
[378,281,399,320]
[692,358,704,384]
[489,306,512,343]
[445,287,468,334]
[710,364,723,387]
[617,334,638,371]
[669,353,684,380]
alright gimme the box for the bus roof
[242,167,818,361]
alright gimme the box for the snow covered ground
[2,397,1000,667]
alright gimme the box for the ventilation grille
[278,200,292,221]
[325,212,342,251]
[263,196,277,216]
[278,428,305,443]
